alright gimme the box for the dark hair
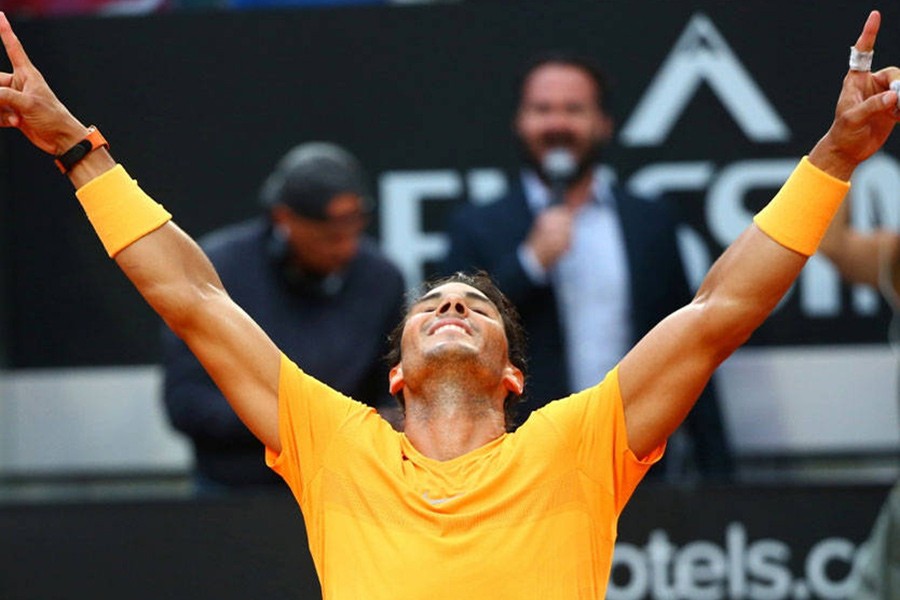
[515,49,612,114]
[385,271,528,430]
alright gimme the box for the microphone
[542,148,576,205]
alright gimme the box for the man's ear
[269,203,291,226]
[389,364,405,395]
[593,111,615,145]
[503,364,525,396]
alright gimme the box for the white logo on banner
[609,522,861,600]
[620,13,789,147]
[377,12,900,324]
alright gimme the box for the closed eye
[469,300,497,317]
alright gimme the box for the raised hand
[811,10,900,179]
[0,12,89,156]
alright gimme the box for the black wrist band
[55,126,109,174]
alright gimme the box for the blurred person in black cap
[161,142,407,492]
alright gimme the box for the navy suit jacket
[440,181,733,477]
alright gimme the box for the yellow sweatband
[753,156,850,257]
[75,164,172,258]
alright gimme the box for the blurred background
[0,1,897,598]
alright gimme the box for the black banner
[4,1,900,367]
[0,483,889,600]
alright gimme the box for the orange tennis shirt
[266,353,663,599]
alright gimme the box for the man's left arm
[617,10,900,460]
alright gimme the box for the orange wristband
[75,164,172,257]
[55,126,109,174]
[753,156,850,256]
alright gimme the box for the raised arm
[618,10,900,459]
[0,13,282,452]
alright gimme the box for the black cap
[259,142,371,219]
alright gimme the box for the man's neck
[563,172,596,209]
[402,380,507,461]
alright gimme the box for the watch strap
[54,126,109,174]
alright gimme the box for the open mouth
[429,321,471,336]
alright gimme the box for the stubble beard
[409,344,502,407]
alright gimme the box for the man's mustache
[541,132,577,147]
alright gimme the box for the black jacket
[162,217,405,487]
[440,181,733,478]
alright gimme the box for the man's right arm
[162,327,258,441]
[0,13,283,453]
[94,162,283,452]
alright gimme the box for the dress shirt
[518,167,631,392]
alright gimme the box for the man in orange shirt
[1,9,898,599]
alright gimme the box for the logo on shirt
[422,491,463,506]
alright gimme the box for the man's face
[389,282,523,397]
[274,192,369,275]
[514,63,612,178]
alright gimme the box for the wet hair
[515,49,612,114]
[384,271,528,430]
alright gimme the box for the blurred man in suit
[440,51,734,480]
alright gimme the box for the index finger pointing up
[855,10,881,53]
[0,12,33,71]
